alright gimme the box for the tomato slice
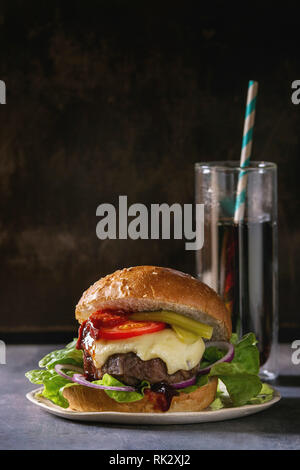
[83,309,166,341]
[99,320,166,340]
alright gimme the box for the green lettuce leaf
[39,338,83,369]
[199,346,225,369]
[26,340,151,406]
[209,381,274,410]
[25,367,77,408]
[26,339,83,408]
[247,383,274,405]
[211,371,262,406]
[92,374,150,403]
[208,333,272,407]
[179,374,209,394]
[209,397,224,410]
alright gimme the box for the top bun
[75,266,232,341]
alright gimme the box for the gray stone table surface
[0,343,300,450]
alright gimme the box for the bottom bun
[63,377,218,413]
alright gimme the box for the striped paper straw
[234,80,258,223]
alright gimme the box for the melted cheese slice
[90,329,205,375]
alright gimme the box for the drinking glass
[195,161,278,380]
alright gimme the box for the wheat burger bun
[67,266,231,413]
[76,265,232,341]
[63,376,218,413]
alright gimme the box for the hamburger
[26,266,269,413]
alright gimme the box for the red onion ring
[54,363,84,380]
[172,341,234,388]
[172,376,197,389]
[197,341,234,375]
[54,364,136,392]
[72,373,136,392]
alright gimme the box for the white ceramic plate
[26,386,281,424]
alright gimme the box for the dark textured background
[0,2,299,341]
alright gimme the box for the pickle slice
[129,310,213,339]
[171,325,200,344]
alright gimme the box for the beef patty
[83,351,201,386]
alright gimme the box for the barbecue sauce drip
[145,382,179,412]
[76,309,128,350]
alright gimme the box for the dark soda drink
[218,220,277,367]
[195,161,278,378]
